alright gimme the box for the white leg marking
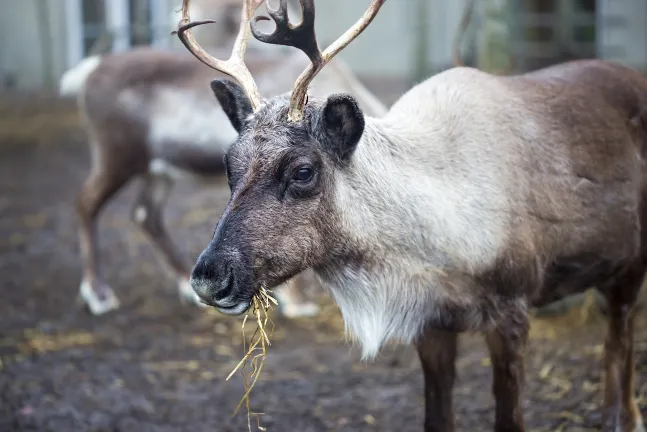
[274,284,320,318]
[133,206,147,224]
[79,278,120,316]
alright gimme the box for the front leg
[416,329,458,432]
[484,307,529,432]
[131,173,206,308]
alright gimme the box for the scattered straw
[226,286,277,431]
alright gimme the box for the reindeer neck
[315,116,514,358]
[334,116,510,277]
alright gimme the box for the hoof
[79,279,120,316]
[632,421,646,432]
[178,278,209,308]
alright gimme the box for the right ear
[210,80,253,133]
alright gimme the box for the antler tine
[174,0,264,110]
[251,0,322,65]
[252,0,386,122]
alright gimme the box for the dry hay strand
[226,286,277,431]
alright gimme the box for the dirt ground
[1,95,647,432]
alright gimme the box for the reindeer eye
[293,167,314,182]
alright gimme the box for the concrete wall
[0,0,468,91]
[5,0,647,92]
[313,0,466,79]
[0,0,68,91]
[597,0,647,72]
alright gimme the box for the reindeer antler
[174,0,264,110]
[251,0,386,122]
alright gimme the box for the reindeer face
[190,80,365,315]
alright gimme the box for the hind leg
[131,173,207,308]
[274,272,320,318]
[77,165,134,315]
[599,267,645,432]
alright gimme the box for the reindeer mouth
[215,299,252,316]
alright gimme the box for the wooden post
[36,0,55,90]
[476,0,513,74]
[132,0,150,46]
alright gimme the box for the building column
[151,0,172,48]
[64,0,83,67]
[105,0,131,52]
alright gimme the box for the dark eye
[293,167,314,182]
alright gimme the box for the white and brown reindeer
[58,0,387,317]
[182,0,647,431]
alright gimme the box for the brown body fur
[192,58,647,432]
[174,1,647,431]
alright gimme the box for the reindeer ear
[316,94,365,164]
[210,80,253,133]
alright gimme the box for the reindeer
[58,0,387,317]
[182,0,647,430]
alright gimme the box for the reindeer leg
[599,268,644,432]
[131,173,207,308]
[416,329,458,432]
[273,273,320,318]
[77,166,133,315]
[484,307,529,432]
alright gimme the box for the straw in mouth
[226,285,278,431]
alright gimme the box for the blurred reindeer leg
[77,155,134,315]
[131,172,207,308]
[599,269,644,432]
[274,273,320,318]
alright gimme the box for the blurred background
[1,1,647,431]
[6,0,644,96]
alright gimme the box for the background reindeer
[181,0,647,431]
[58,0,387,316]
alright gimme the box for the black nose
[189,247,253,311]
[190,252,236,306]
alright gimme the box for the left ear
[313,94,365,164]
[210,79,253,133]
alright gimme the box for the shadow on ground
[1,95,646,432]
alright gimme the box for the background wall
[1,0,646,92]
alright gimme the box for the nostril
[210,265,235,301]
[190,252,241,301]
[191,253,220,281]
[191,257,206,278]
[223,268,235,292]
[202,258,218,281]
